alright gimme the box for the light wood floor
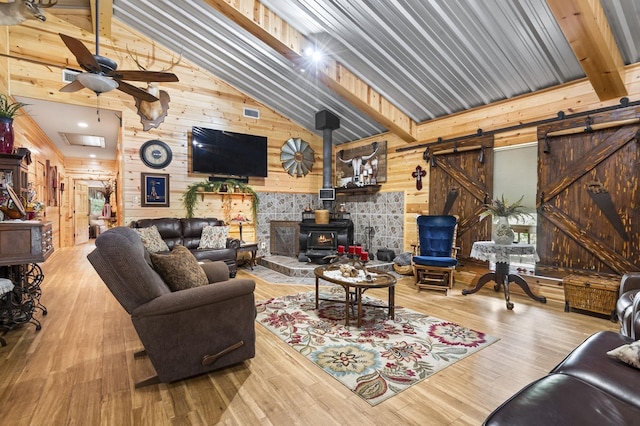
[0,243,617,425]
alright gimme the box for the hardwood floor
[0,243,617,425]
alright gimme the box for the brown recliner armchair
[87,227,256,387]
[616,272,640,339]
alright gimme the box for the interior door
[537,107,640,276]
[427,135,494,259]
[74,181,89,245]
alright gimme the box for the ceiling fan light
[76,73,118,94]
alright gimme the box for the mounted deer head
[0,0,57,26]
[127,46,181,130]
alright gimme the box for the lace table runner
[470,241,540,264]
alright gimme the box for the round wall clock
[140,140,172,169]
[280,138,314,177]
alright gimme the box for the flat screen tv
[191,126,268,177]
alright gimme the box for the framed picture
[335,140,387,187]
[141,173,170,207]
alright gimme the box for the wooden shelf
[335,185,381,195]
[196,191,254,201]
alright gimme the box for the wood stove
[299,215,354,263]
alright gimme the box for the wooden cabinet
[0,153,29,203]
[0,221,53,266]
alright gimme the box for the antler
[126,45,151,71]
[36,0,58,8]
[126,42,181,72]
[161,51,182,72]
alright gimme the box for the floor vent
[243,107,260,119]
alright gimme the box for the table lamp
[232,211,250,243]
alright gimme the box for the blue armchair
[412,215,459,292]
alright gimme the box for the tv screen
[191,126,268,177]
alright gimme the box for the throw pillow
[198,225,230,249]
[150,245,209,291]
[607,340,640,369]
[135,225,169,253]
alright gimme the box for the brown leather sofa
[88,226,256,387]
[617,272,640,339]
[130,217,240,277]
[484,275,640,425]
[483,331,640,425]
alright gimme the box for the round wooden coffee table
[314,263,397,328]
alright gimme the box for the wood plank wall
[3,14,640,255]
[4,17,324,247]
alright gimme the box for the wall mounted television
[191,126,268,178]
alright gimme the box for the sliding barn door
[537,107,640,276]
[427,135,494,259]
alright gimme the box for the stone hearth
[259,255,394,279]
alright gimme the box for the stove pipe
[315,110,340,210]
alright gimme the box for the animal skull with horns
[0,0,57,26]
[337,141,379,185]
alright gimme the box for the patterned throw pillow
[607,340,640,369]
[198,225,230,249]
[134,225,169,253]
[149,245,209,291]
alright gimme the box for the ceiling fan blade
[59,33,101,73]
[109,70,179,82]
[116,80,159,102]
[59,79,86,93]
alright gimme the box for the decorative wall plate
[280,138,314,177]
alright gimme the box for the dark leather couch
[483,331,640,425]
[617,272,640,339]
[130,217,240,277]
[485,273,640,425]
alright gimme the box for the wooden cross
[412,165,426,190]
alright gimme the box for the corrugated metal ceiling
[113,0,640,144]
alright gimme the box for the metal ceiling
[112,0,640,145]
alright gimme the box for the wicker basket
[563,274,619,320]
[393,264,413,275]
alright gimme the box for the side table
[462,241,546,310]
[237,242,258,269]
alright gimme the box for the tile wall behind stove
[255,191,404,259]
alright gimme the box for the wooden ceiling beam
[547,0,627,101]
[203,0,416,142]
[89,0,111,39]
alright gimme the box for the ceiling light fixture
[76,73,118,94]
[78,122,88,128]
[303,46,323,62]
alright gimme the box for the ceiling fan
[1,0,179,103]
[57,0,177,102]
[58,32,178,102]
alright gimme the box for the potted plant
[182,179,258,222]
[480,195,530,245]
[0,94,27,154]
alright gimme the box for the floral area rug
[256,289,499,405]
